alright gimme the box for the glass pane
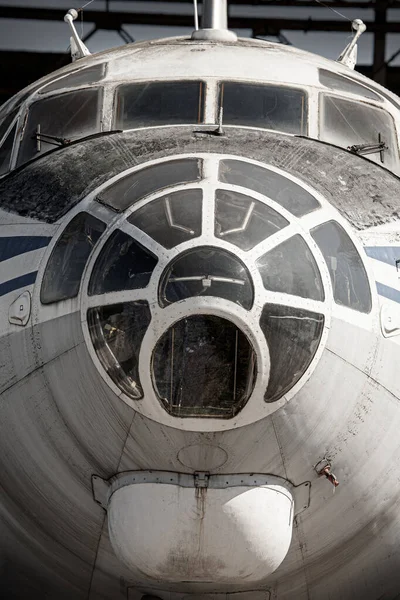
[41,213,106,304]
[320,95,398,171]
[256,235,324,301]
[39,63,106,94]
[88,230,158,295]
[370,86,400,112]
[87,301,151,400]
[153,315,256,418]
[0,72,80,122]
[219,159,320,217]
[220,82,307,135]
[215,189,289,251]
[115,81,205,129]
[0,108,18,144]
[128,189,202,249]
[97,158,201,212]
[319,69,382,102]
[260,304,324,402]
[311,220,372,313]
[17,89,102,167]
[0,95,29,124]
[159,247,254,309]
[0,123,16,176]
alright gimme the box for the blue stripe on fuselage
[376,282,400,304]
[364,246,400,303]
[0,236,51,262]
[0,272,37,297]
[364,246,400,267]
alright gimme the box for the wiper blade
[33,127,123,151]
[34,132,70,148]
[348,133,388,163]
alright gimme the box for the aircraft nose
[76,154,373,426]
[85,231,326,422]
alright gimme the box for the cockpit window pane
[0,123,16,177]
[260,304,324,403]
[128,189,202,249]
[41,212,106,304]
[153,315,256,418]
[311,220,372,313]
[115,81,205,129]
[159,247,254,309]
[219,159,320,217]
[215,189,289,251]
[88,229,158,295]
[0,108,18,144]
[88,301,151,400]
[219,82,307,135]
[39,63,106,94]
[0,72,84,121]
[17,89,102,167]
[319,69,382,102]
[256,235,325,301]
[320,95,398,171]
[97,158,202,212]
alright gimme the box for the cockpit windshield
[17,89,102,167]
[320,95,398,171]
[114,81,205,129]
[39,63,106,95]
[219,82,307,135]
[319,69,382,102]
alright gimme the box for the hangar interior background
[0,0,400,104]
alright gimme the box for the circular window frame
[79,153,351,431]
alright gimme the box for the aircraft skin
[1,8,400,600]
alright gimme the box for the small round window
[82,155,370,429]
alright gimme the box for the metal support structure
[3,6,400,34]
[38,0,400,6]
[82,26,97,44]
[2,1,400,99]
[372,0,388,86]
[118,27,134,44]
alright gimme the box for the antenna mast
[193,0,199,31]
[337,18,366,69]
[64,9,91,61]
[192,0,237,42]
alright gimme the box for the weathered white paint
[177,444,228,470]
[1,18,400,600]
[108,483,293,586]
